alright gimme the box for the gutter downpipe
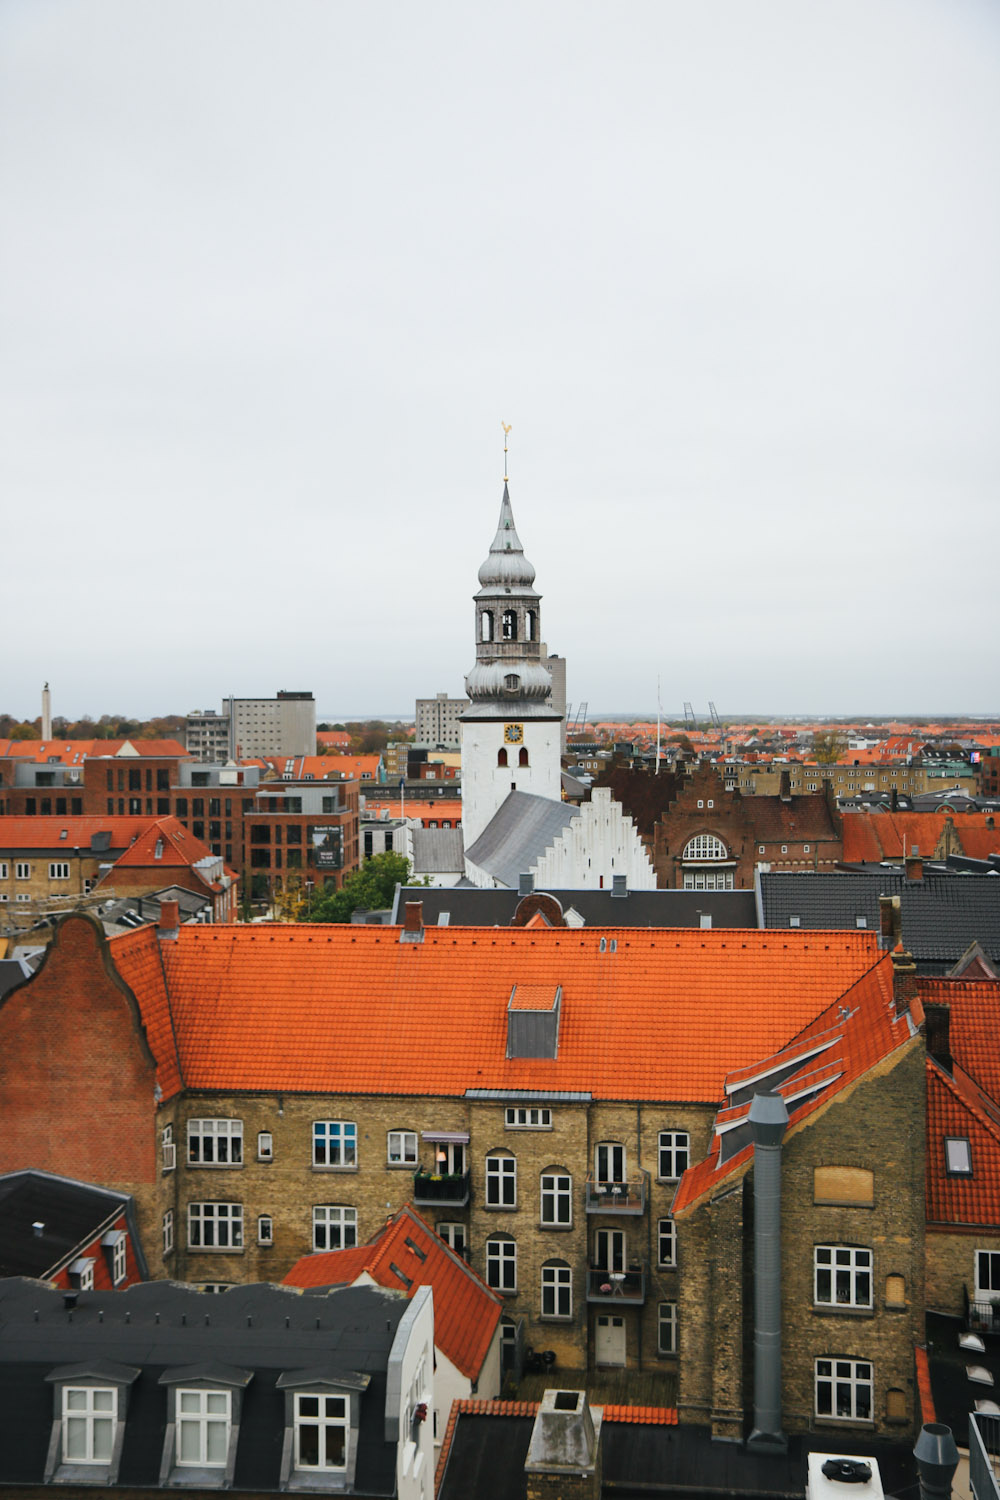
[747,1090,789,1453]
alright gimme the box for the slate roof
[284,1205,501,1379]
[0,1171,134,1279]
[758,872,1000,971]
[0,1278,405,1493]
[100,918,885,1106]
[411,828,465,874]
[464,791,578,889]
[392,884,758,928]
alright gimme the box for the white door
[595,1315,626,1367]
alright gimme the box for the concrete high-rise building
[186,692,317,762]
[415,693,469,746]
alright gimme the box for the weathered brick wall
[778,1039,926,1437]
[926,1227,1000,1317]
[0,916,161,1246]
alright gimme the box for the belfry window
[498,748,508,767]
[519,748,529,767]
[526,609,536,641]
[481,610,494,643]
[502,609,518,640]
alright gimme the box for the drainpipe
[747,1090,789,1453]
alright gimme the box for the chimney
[157,900,180,940]
[747,1090,789,1454]
[879,895,902,947]
[924,1003,952,1072]
[524,1389,602,1500]
[41,682,52,741]
[779,770,791,802]
[32,1221,44,1238]
[913,1423,959,1500]
[518,872,534,896]
[905,845,923,881]
[891,945,918,1017]
[399,901,424,944]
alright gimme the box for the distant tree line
[0,713,186,741]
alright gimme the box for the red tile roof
[926,1061,1000,1227]
[284,1205,501,1379]
[915,1345,935,1424]
[841,812,1000,864]
[672,959,914,1216]
[105,924,884,1105]
[361,800,462,825]
[917,978,1000,1104]
[106,927,184,1100]
[0,815,163,851]
[110,817,235,885]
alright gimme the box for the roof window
[945,1137,972,1176]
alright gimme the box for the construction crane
[566,702,589,736]
[709,702,722,730]
[683,702,697,732]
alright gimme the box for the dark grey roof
[462,792,578,889]
[0,1171,132,1279]
[437,1407,920,1500]
[0,954,38,1001]
[758,872,1000,971]
[411,827,465,874]
[393,885,758,929]
[0,1278,406,1493]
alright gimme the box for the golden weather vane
[502,421,511,481]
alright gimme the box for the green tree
[812,730,847,764]
[301,851,413,923]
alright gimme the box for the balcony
[584,1175,647,1215]
[413,1169,471,1207]
[586,1262,647,1304]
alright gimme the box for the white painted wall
[460,717,562,849]
[532,788,656,891]
[386,1285,436,1500]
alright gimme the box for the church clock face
[504,722,524,745]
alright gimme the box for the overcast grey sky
[2,1,998,723]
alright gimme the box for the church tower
[461,483,563,849]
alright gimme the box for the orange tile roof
[672,960,912,1216]
[842,812,1000,864]
[110,817,234,884]
[284,1205,501,1379]
[310,755,382,779]
[915,1346,935,1425]
[260,756,358,781]
[918,978,1000,1102]
[361,800,462,824]
[104,924,884,1104]
[317,731,351,748]
[926,1061,1000,1226]
[0,739,189,762]
[107,927,184,1100]
[0,815,163,851]
[509,985,559,1012]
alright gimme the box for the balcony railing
[413,1169,471,1207]
[964,1285,1000,1336]
[584,1175,647,1215]
[970,1412,1000,1500]
[586,1263,647,1304]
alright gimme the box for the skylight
[945,1137,972,1175]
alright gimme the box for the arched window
[486,1234,516,1292]
[518,747,529,767]
[481,610,494,643]
[502,609,517,640]
[485,1152,516,1208]
[503,673,520,692]
[497,748,508,767]
[525,609,536,641]
[682,834,728,861]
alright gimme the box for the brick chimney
[779,770,791,802]
[879,895,902,947]
[891,944,918,1017]
[905,845,923,881]
[157,900,180,940]
[524,1390,602,1500]
[399,901,424,944]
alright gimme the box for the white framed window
[814,1246,872,1308]
[803,844,810,854]
[387,1129,418,1165]
[15,893,30,902]
[486,1236,516,1292]
[658,1131,689,1181]
[112,1235,126,1285]
[595,1142,625,1185]
[540,1170,572,1226]
[541,1261,572,1318]
[187,1118,243,1166]
[945,1137,972,1175]
[313,1120,357,1168]
[163,1210,174,1255]
[682,834,727,861]
[258,1215,273,1246]
[188,1202,243,1250]
[63,1386,117,1463]
[15,861,30,879]
[781,844,788,854]
[71,1258,95,1291]
[437,1222,467,1257]
[49,862,70,880]
[486,1153,517,1208]
[294,1392,348,1472]
[505,1106,552,1129]
[758,845,766,855]
[658,1302,678,1355]
[976,1250,1000,1299]
[815,1358,873,1422]
[257,1131,273,1162]
[176,1388,231,1466]
[0,862,7,878]
[162,1125,176,1173]
[682,870,733,890]
[658,1218,676,1268]
[313,1205,357,1251]
[697,799,704,808]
